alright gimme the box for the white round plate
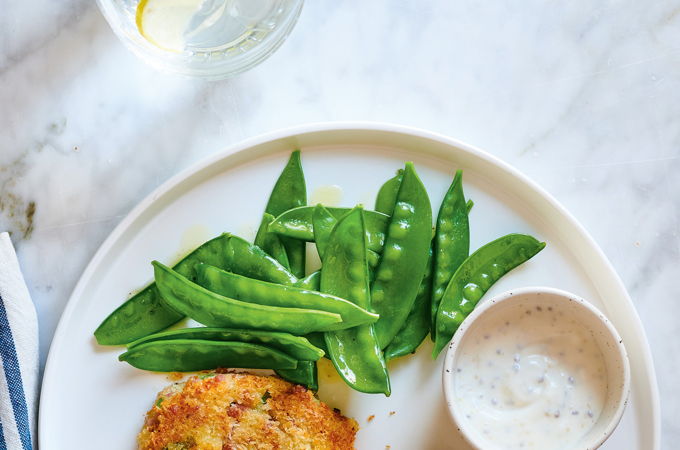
[39,123,660,449]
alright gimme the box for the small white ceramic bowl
[442,287,630,450]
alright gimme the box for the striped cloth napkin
[0,232,38,450]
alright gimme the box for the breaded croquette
[138,372,358,450]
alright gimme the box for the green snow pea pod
[312,205,380,270]
[265,150,307,219]
[429,197,473,342]
[305,206,349,362]
[375,169,404,215]
[373,166,432,360]
[269,206,389,253]
[254,212,290,270]
[281,236,306,279]
[94,233,233,345]
[307,206,352,361]
[264,150,307,277]
[294,270,320,290]
[304,332,328,356]
[371,162,432,349]
[276,361,318,391]
[312,204,337,258]
[196,264,378,329]
[224,235,298,286]
[366,249,381,270]
[322,207,390,396]
[384,243,433,361]
[431,170,470,335]
[119,339,297,372]
[127,327,324,361]
[432,233,546,357]
[153,262,342,334]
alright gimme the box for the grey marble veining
[1,0,678,447]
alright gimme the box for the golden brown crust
[138,372,358,450]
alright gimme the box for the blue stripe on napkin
[0,417,6,450]
[0,294,32,450]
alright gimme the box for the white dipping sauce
[453,300,608,449]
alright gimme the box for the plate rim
[39,121,661,448]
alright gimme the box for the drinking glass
[96,0,304,79]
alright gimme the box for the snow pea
[304,332,328,356]
[94,233,233,345]
[377,170,438,359]
[276,361,318,391]
[127,327,324,361]
[254,212,290,270]
[375,169,404,215]
[196,264,378,328]
[264,150,307,277]
[313,205,380,270]
[305,207,344,362]
[431,170,470,336]
[321,208,390,395]
[224,235,298,286]
[96,234,300,346]
[366,249,381,270]
[294,270,320,290]
[307,206,353,361]
[371,162,433,349]
[312,204,336,258]
[269,206,389,253]
[384,244,433,361]
[432,233,546,357]
[119,339,297,372]
[376,168,435,359]
[265,150,307,219]
[153,262,343,334]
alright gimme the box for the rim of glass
[95,0,304,79]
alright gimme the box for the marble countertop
[1,0,677,446]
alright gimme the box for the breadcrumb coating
[138,372,358,450]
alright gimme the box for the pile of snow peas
[95,150,545,395]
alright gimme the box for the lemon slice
[136,0,206,52]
